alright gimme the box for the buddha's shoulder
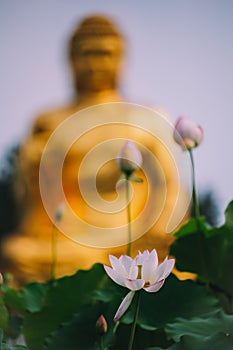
[32,104,80,134]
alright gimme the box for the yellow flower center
[144,281,150,288]
[138,265,142,279]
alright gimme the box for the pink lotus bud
[174,116,203,150]
[54,203,65,222]
[96,314,108,335]
[0,273,3,284]
[117,141,143,176]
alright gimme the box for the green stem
[189,149,200,219]
[98,336,104,350]
[128,291,141,350]
[51,224,58,280]
[125,176,132,256]
[189,150,209,282]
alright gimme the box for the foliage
[0,328,29,349]
[170,201,233,305]
[190,188,220,226]
[0,145,21,237]
[0,201,233,349]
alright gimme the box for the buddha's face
[70,36,124,93]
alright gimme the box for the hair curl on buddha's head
[68,14,124,60]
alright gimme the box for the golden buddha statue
[1,15,189,286]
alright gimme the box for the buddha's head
[68,15,125,95]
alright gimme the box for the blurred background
[1,0,233,226]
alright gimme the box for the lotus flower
[104,249,174,322]
[174,116,203,150]
[116,140,142,176]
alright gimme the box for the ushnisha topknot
[68,14,124,59]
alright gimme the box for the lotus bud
[54,203,65,222]
[174,116,203,150]
[96,314,108,335]
[116,140,142,176]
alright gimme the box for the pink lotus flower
[174,116,203,150]
[116,140,143,176]
[104,250,174,322]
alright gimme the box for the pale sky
[1,0,233,222]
